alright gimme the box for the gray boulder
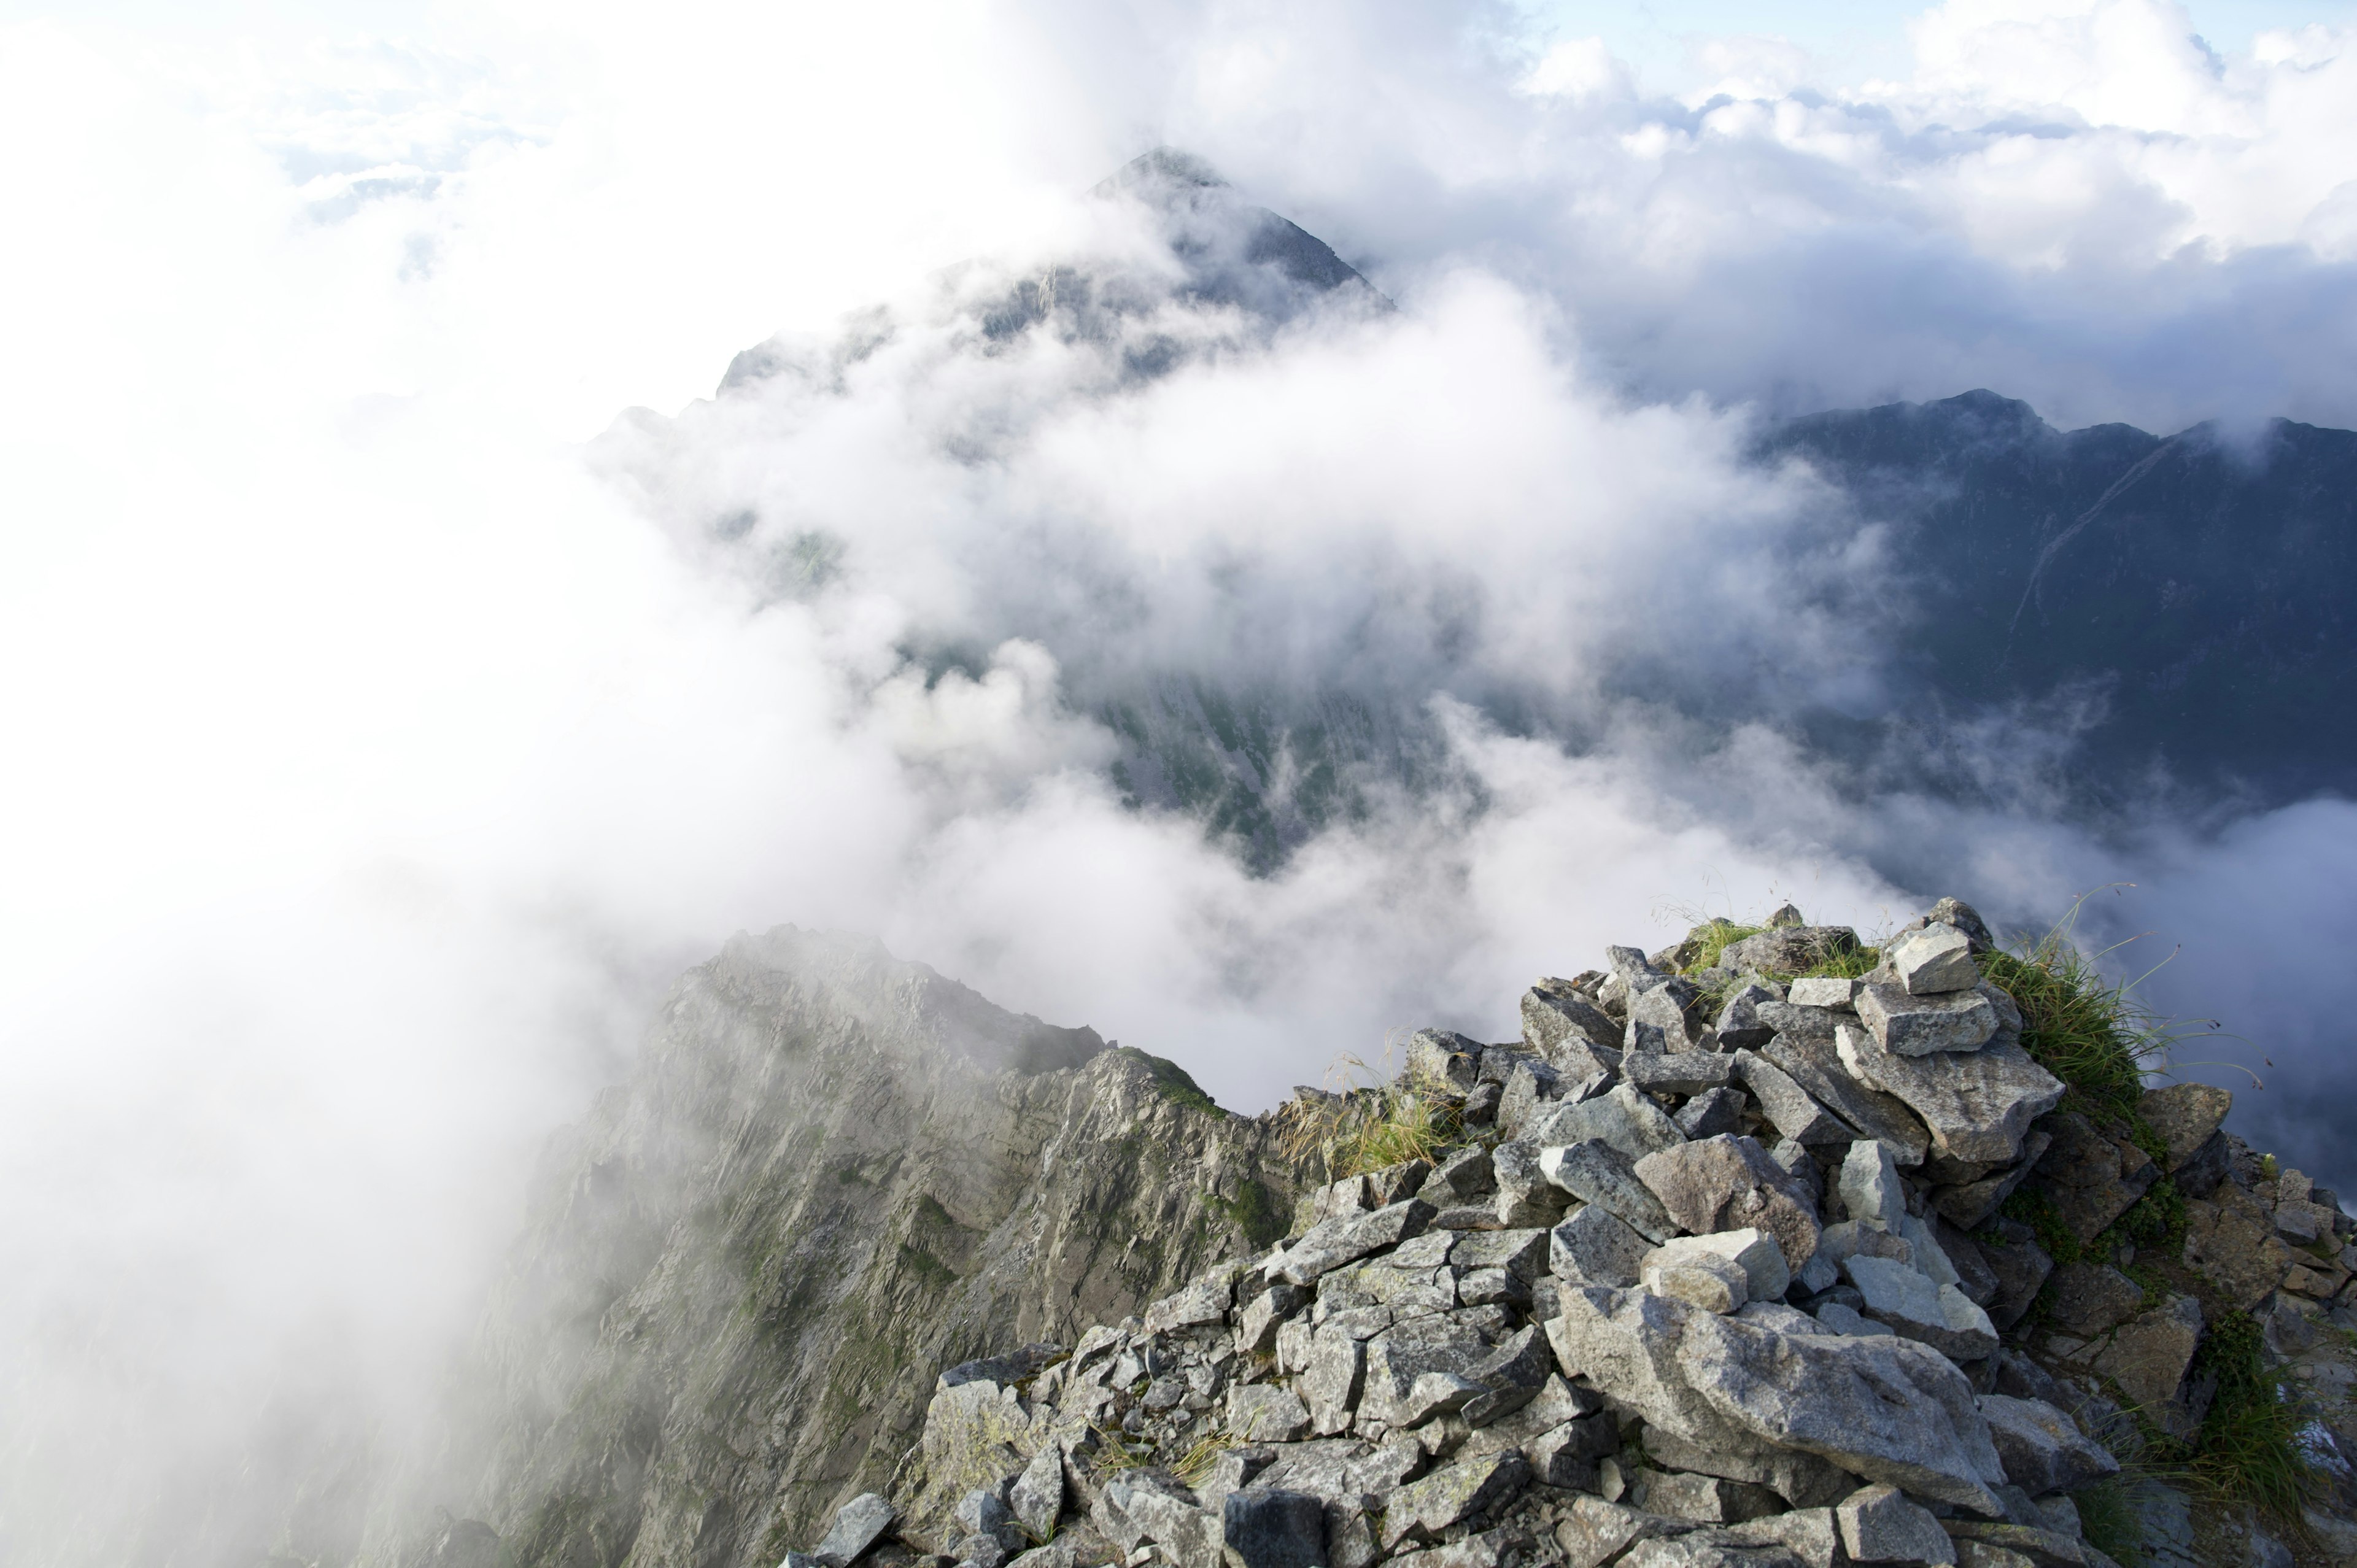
[1493,1141,1571,1227]
[1530,1082,1688,1161]
[1677,1087,1749,1140]
[1759,1032,1931,1167]
[1635,1135,1823,1270]
[2138,1083,2232,1173]
[1608,944,1673,994]
[1836,1483,1956,1565]
[1627,983,1702,1054]
[1838,1140,1906,1232]
[1229,1385,1313,1443]
[1843,1255,1999,1361]
[1627,1052,1736,1094]
[1359,1315,1494,1427]
[1236,1284,1309,1355]
[1273,1199,1437,1286]
[1976,1394,2120,1496]
[1450,1227,1550,1280]
[1223,1490,1326,1568]
[1855,985,1997,1056]
[2043,1264,2143,1338]
[1008,1445,1064,1542]
[1301,1327,1366,1435]
[1552,1204,1654,1288]
[1496,1059,1566,1140]
[1716,983,1781,1051]
[1786,977,1857,1010]
[1549,1285,2008,1515]
[1886,924,1980,995]
[1525,985,1624,1059]
[1379,1448,1531,1550]
[1732,1052,1852,1145]
[815,1494,899,1567]
[1836,1025,2063,1165]
[1543,1140,1681,1242]
[1431,1144,1496,1202]
[1406,1029,1484,1092]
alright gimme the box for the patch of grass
[1207,1177,1287,1250]
[1277,1049,1464,1180]
[2111,1178,2187,1253]
[896,1243,957,1288]
[1678,919,1766,972]
[1089,1422,1149,1476]
[2000,1184,2086,1267]
[1171,1429,1235,1487]
[2074,1478,2148,1567]
[2186,1310,2323,1521]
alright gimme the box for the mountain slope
[1763,390,2357,803]
[399,927,1303,1568]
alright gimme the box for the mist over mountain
[7,6,2357,1566]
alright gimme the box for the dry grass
[1275,1046,1463,1181]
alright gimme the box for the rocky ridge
[783,902,2357,1568]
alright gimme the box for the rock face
[414,927,1304,1567]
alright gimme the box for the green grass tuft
[1976,908,2181,1127]
[1279,1050,1463,1180]
[2186,1310,2324,1521]
[2073,1479,2147,1567]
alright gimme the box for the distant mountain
[1763,391,2357,809]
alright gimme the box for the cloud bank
[1,0,2352,1559]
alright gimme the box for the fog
[2,0,2353,1559]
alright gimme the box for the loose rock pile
[786,901,2357,1568]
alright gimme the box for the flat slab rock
[1635,1135,1824,1271]
[1549,1285,2009,1516]
[1836,1025,2062,1165]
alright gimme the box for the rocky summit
[757,901,2357,1568]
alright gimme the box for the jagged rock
[1887,925,1980,995]
[2090,1295,2202,1431]
[1301,1328,1366,1435]
[1930,1130,2051,1229]
[1839,1140,1906,1231]
[2043,1265,2143,1337]
[1274,1200,1437,1286]
[1636,1135,1823,1270]
[1462,1325,1555,1426]
[1608,945,1674,994]
[1461,1079,1503,1126]
[1433,1145,1496,1202]
[1732,1052,1852,1145]
[1639,1425,1859,1512]
[1768,1139,1823,1204]
[1525,1413,1620,1486]
[817,1494,901,1567]
[1856,985,1998,1056]
[1721,927,1860,976]
[943,1344,1072,1391]
[1899,1213,1962,1289]
[1102,1472,1222,1568]
[1237,1285,1309,1355]
[1495,1059,1565,1140]
[1619,1535,1810,1567]
[1550,1285,2007,1513]
[1646,1251,1753,1313]
[1735,1300,1824,1334]
[1943,1520,2088,1567]
[1525,986,1624,1061]
[2137,1083,2230,1194]
[1973,1222,2053,1330]
[1836,1025,2062,1165]
[1148,1269,1244,1333]
[1717,984,1781,1051]
[1555,1497,1678,1568]
[1450,1228,1550,1280]
[1008,1444,1064,1542]
[2034,1115,2157,1245]
[1407,1030,1484,1092]
[1714,1508,1843,1568]
[1759,1033,1931,1167]
[1491,1142,1570,1227]
[1627,1053,1736,1094]
[1544,1140,1681,1242]
[956,1488,1021,1549]
[1223,1489,1325,1568]
[1755,1001,1840,1044]
[2182,1186,2296,1310]
[1636,1470,1785,1523]
[1976,1395,2119,1496]
[1814,1302,1892,1337]
[1814,1219,1910,1270]
[1677,1087,1749,1139]
[1552,1204,1654,1288]
[1360,1315,1495,1427]
[1843,1256,1999,1360]
[956,1529,1013,1568]
[1628,984,1705,1054]
[1647,1229,1792,1302]
[1379,1448,1531,1550]
[1787,978,1857,1010]
[1530,1082,1688,1161]
[1838,1483,1957,1564]
[1229,1385,1312,1443]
